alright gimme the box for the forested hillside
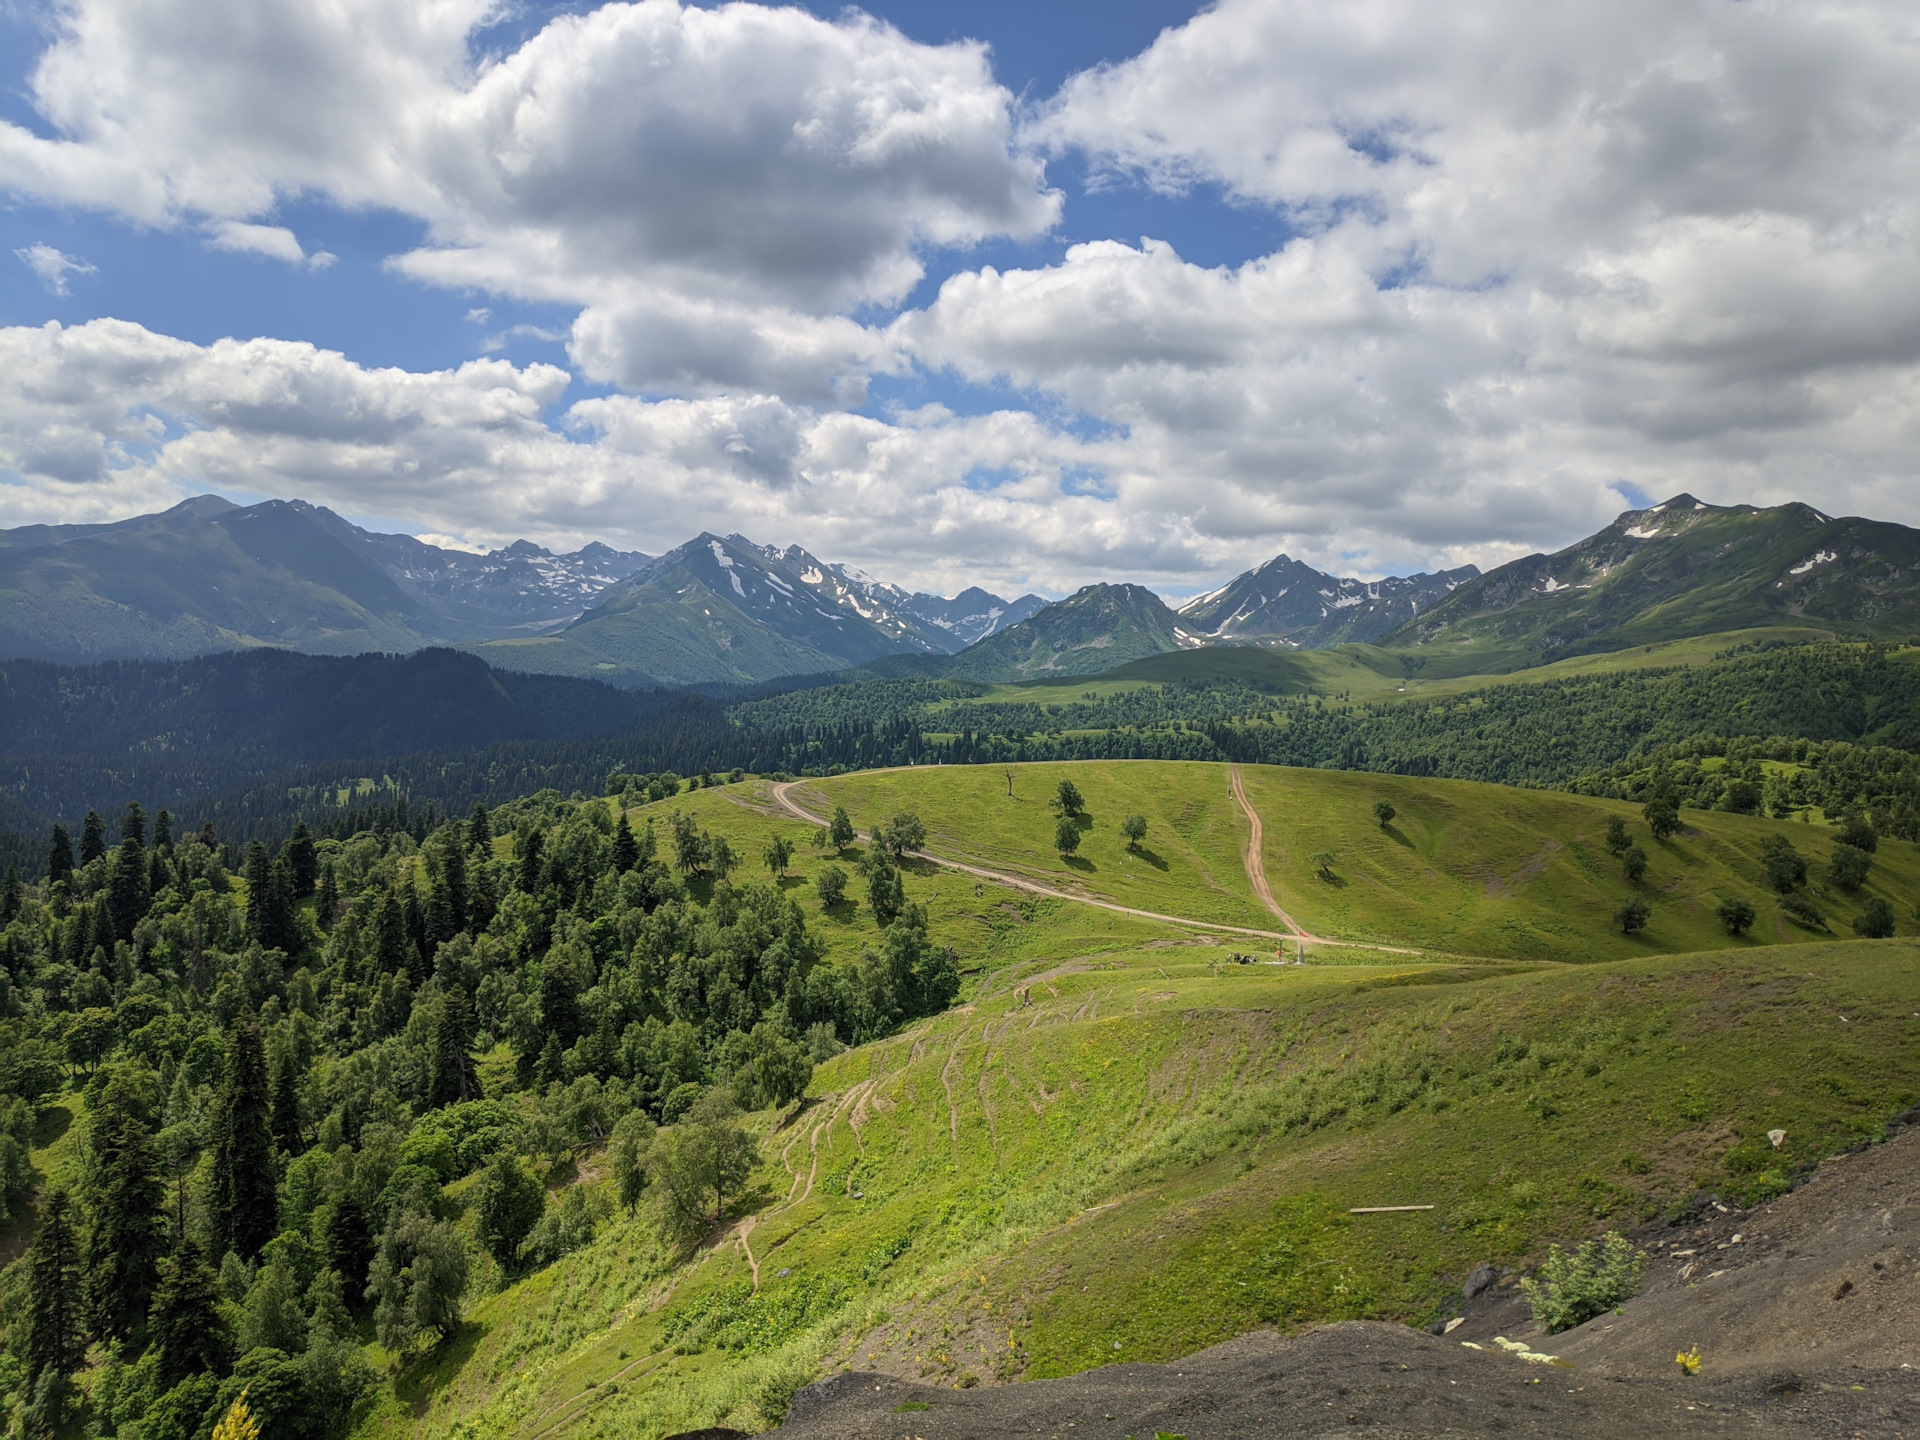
[0,778,960,1440]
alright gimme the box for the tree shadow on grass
[1313,871,1349,889]
[396,1322,483,1418]
[1125,845,1170,872]
[1062,855,1096,873]
[1381,823,1415,849]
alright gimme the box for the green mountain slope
[1390,494,1920,667]
[0,495,442,659]
[938,583,1194,681]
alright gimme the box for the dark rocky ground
[673,1122,1919,1440]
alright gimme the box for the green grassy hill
[363,931,1920,1440]
[797,762,1919,961]
[14,761,1919,1440]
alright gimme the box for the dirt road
[1228,763,1308,938]
[767,774,1431,959]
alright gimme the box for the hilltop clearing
[786,762,1920,961]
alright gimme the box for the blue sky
[3,0,1915,597]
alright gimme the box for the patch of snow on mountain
[1789,550,1838,575]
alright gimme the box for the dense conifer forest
[0,782,957,1440]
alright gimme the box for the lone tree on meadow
[815,864,847,907]
[1615,896,1651,934]
[1716,896,1757,936]
[1309,849,1337,880]
[763,834,794,879]
[1120,814,1148,850]
[1643,795,1682,841]
[1622,844,1649,882]
[1053,779,1085,817]
[828,806,857,852]
[1855,897,1896,939]
[1604,815,1631,855]
[1055,816,1082,856]
[1372,800,1396,828]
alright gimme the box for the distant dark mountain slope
[1179,554,1478,647]
[940,582,1197,681]
[0,496,650,662]
[1392,495,1920,665]
[0,647,661,763]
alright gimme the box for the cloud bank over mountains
[4,0,1918,595]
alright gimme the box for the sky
[3,0,1918,599]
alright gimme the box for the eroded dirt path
[769,777,1298,943]
[1228,764,1308,938]
[769,773,1435,960]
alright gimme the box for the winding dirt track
[767,771,1424,958]
[1228,763,1308,938]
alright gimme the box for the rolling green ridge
[3,761,1918,1440]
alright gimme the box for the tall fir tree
[80,810,107,866]
[285,822,318,898]
[612,815,639,875]
[402,882,429,983]
[467,803,492,854]
[264,858,296,952]
[149,1236,231,1388]
[108,836,152,944]
[372,889,409,976]
[320,1196,373,1303]
[47,824,73,885]
[153,808,173,849]
[518,828,545,893]
[25,1190,85,1390]
[120,802,147,847]
[540,952,581,1048]
[269,1048,304,1155]
[1,866,20,925]
[427,990,479,1109]
[208,1019,278,1262]
[315,862,340,930]
[439,833,468,935]
[242,841,272,943]
[85,1076,165,1343]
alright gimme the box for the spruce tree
[373,889,409,976]
[320,1196,373,1302]
[540,952,581,1048]
[80,810,107,865]
[264,858,296,952]
[285,822,318,898]
[1,866,20,925]
[402,883,429,982]
[149,1236,231,1388]
[270,1049,304,1155]
[427,990,479,1109]
[467,803,492,854]
[612,815,639,875]
[208,1019,278,1262]
[47,824,74,885]
[518,828,545,893]
[315,862,340,930]
[153,809,174,849]
[120,802,147,847]
[439,834,468,934]
[25,1190,85,1393]
[108,836,152,943]
[242,841,272,942]
[85,1076,165,1344]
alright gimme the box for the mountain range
[2,491,1915,691]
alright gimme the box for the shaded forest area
[6,641,1920,875]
